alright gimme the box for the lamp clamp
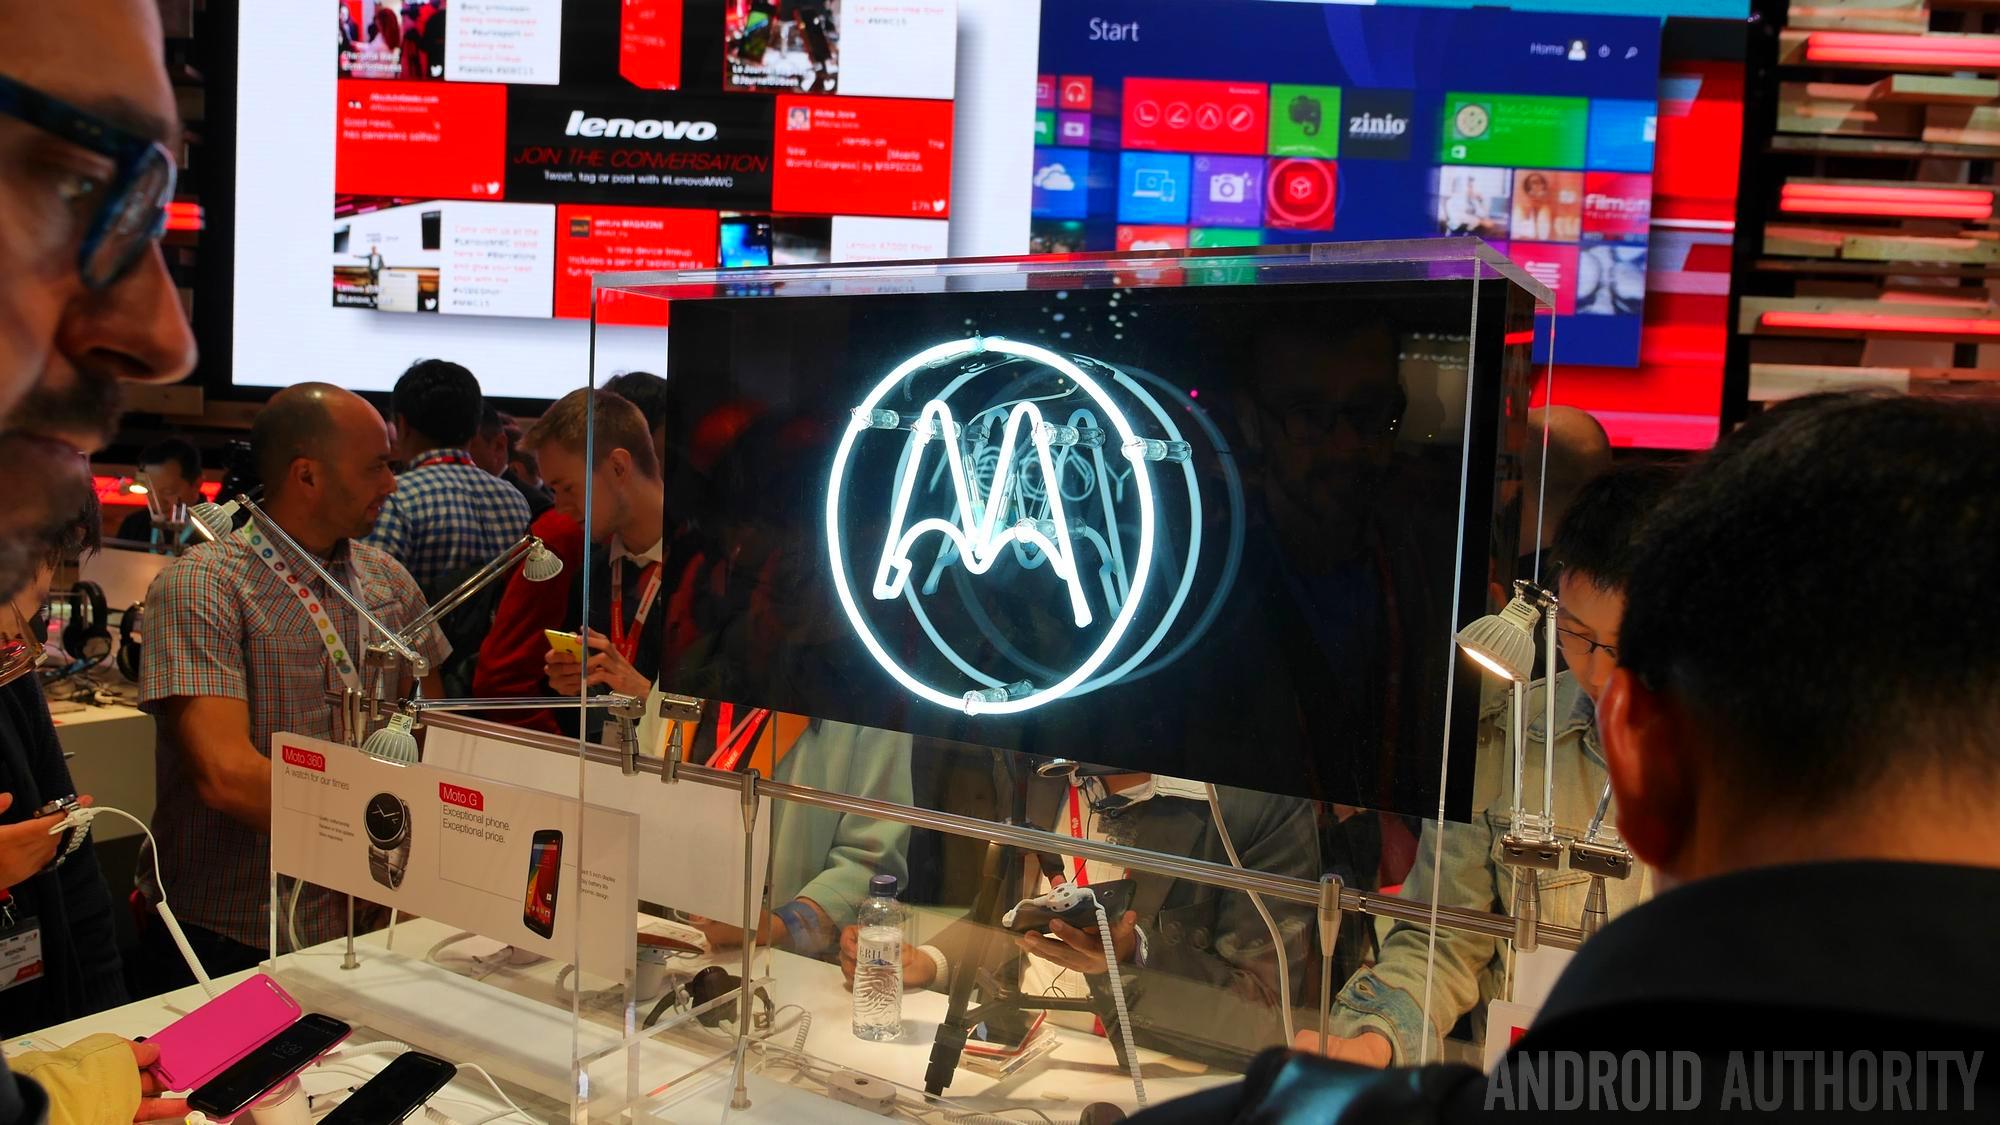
[1499,827,1565,872]
[1567,838,1635,880]
[656,694,703,784]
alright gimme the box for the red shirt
[472,508,585,733]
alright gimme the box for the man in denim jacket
[1311,464,1683,1065]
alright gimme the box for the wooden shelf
[1770,133,2000,158]
[1757,257,2000,276]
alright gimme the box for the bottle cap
[869,874,899,898]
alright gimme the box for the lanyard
[710,703,770,772]
[410,450,477,470]
[239,521,361,693]
[608,555,664,664]
[1065,785,1090,887]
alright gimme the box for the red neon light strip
[1807,47,2000,67]
[164,202,204,232]
[1761,311,2000,336]
[1781,184,1992,205]
[1805,32,2000,67]
[1503,329,1535,346]
[1778,200,1994,219]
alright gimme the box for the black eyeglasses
[1556,625,1618,662]
[0,72,177,291]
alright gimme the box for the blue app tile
[1117,152,1192,225]
[1586,100,1656,173]
[1032,146,1090,220]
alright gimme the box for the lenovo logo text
[564,110,718,142]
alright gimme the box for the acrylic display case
[258,241,1609,1125]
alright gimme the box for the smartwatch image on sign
[365,793,411,890]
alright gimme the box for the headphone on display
[62,582,111,670]
[116,603,143,682]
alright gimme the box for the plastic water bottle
[851,874,906,1041]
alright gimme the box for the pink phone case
[148,974,303,1092]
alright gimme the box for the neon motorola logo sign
[827,335,1222,717]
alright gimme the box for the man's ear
[1597,667,1698,880]
[606,446,632,482]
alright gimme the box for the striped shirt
[138,534,448,950]
[363,449,532,591]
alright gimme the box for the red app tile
[771,96,954,219]
[337,79,508,200]
[1509,242,1579,315]
[1122,78,1267,157]
[553,205,717,324]
[1265,158,1336,230]
[1036,75,1057,109]
[620,0,684,91]
[1582,172,1653,242]
[1115,225,1189,252]
[1058,75,1094,110]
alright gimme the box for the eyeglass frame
[0,71,178,291]
[1555,623,1619,663]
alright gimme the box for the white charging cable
[50,806,214,997]
[1203,784,1296,1047]
[1090,900,1145,1109]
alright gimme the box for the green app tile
[1438,93,1588,169]
[1035,110,1056,145]
[1269,85,1341,158]
[1191,228,1263,248]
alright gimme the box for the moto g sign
[826,337,1204,718]
[1341,89,1415,160]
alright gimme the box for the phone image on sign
[543,629,584,660]
[523,829,562,938]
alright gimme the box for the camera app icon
[1209,172,1250,203]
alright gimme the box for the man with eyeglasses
[0,4,196,1122]
[1302,462,1682,1066]
[0,1,195,604]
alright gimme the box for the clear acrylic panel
[567,241,1573,1120]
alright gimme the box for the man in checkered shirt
[364,359,532,592]
[138,383,447,986]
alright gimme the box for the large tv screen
[652,262,1535,817]
[230,1,962,396]
[1028,0,1664,369]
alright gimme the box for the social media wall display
[1031,1,1661,367]
[334,0,956,325]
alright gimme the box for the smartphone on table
[319,1050,457,1125]
[523,829,563,939]
[188,1013,351,1119]
[147,973,302,1092]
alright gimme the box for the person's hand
[838,925,936,990]
[1016,910,1139,975]
[1291,1028,1394,1067]
[575,631,651,698]
[544,645,584,697]
[0,792,90,887]
[129,1040,189,1121]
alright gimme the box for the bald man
[1519,405,1612,581]
[0,0,196,600]
[137,384,447,989]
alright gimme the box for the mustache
[4,370,125,446]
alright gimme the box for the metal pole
[728,769,760,1111]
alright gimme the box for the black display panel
[656,275,1531,817]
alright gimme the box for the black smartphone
[522,829,562,939]
[188,1013,351,1118]
[319,1051,457,1125]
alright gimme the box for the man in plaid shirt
[138,383,447,987]
[364,359,531,592]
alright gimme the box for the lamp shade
[362,712,420,764]
[187,500,238,542]
[522,541,565,582]
[1454,594,1542,682]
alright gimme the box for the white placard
[421,725,771,925]
[447,0,565,85]
[840,0,959,100]
[441,202,557,317]
[270,732,637,977]
[831,216,951,262]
